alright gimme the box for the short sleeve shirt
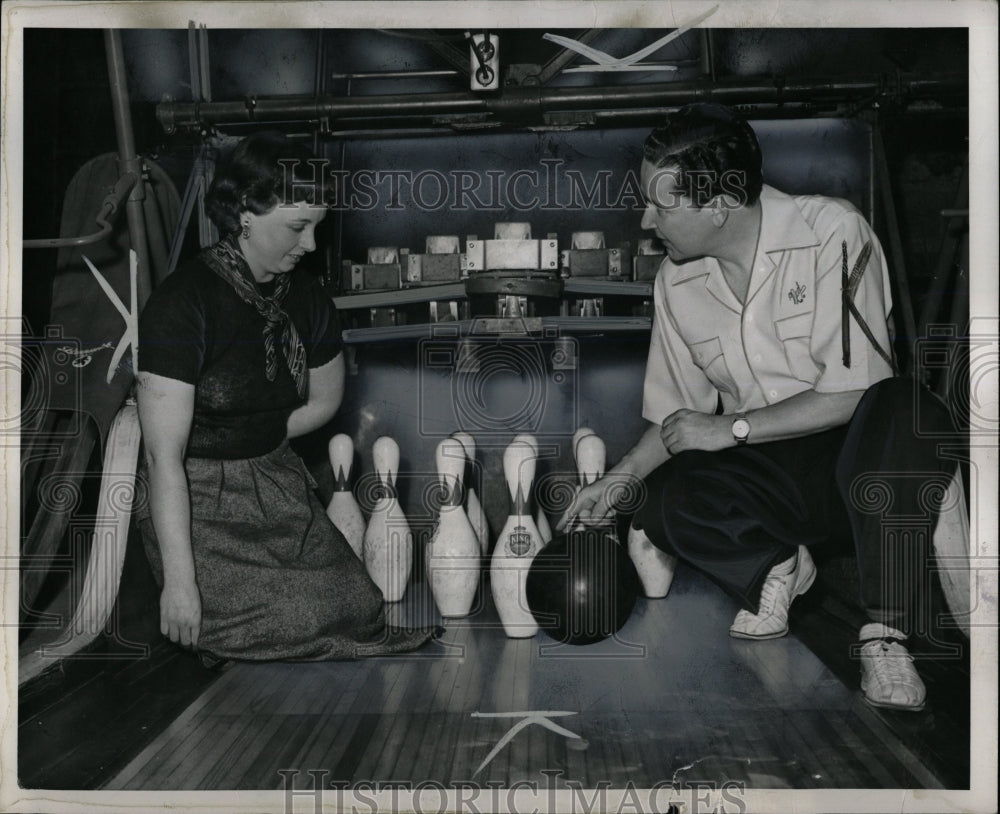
[642,185,894,424]
[138,257,343,458]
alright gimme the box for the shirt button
[753,354,762,362]
[769,390,778,398]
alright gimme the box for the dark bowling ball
[526,528,641,645]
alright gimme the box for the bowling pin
[426,437,481,617]
[627,524,677,599]
[363,437,413,602]
[326,434,366,560]
[534,504,553,545]
[572,426,596,469]
[574,431,606,489]
[451,431,490,555]
[567,428,607,532]
[491,435,545,638]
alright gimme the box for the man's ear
[711,192,742,226]
[710,196,730,227]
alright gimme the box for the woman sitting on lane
[136,132,437,663]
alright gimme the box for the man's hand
[556,472,644,532]
[659,409,730,454]
[160,579,202,649]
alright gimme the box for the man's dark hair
[643,103,763,207]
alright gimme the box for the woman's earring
[241,222,250,239]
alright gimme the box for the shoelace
[755,571,788,615]
[862,640,917,680]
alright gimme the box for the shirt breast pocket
[688,336,734,392]
[775,312,817,383]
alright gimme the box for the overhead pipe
[105,29,153,310]
[157,73,966,133]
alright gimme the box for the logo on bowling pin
[363,436,413,602]
[491,434,544,638]
[326,434,366,560]
[427,437,481,618]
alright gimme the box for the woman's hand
[659,409,729,454]
[160,579,202,649]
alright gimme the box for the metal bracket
[469,32,499,91]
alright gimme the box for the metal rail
[157,73,966,133]
[22,172,137,250]
[105,29,153,310]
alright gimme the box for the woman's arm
[286,352,346,438]
[136,371,202,648]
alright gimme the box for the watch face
[732,418,751,439]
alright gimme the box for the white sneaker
[729,545,816,640]
[858,623,927,712]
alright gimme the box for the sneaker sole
[861,692,926,713]
[728,554,818,640]
[728,626,790,641]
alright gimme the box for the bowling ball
[526,528,641,645]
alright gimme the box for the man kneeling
[561,103,956,712]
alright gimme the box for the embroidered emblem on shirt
[788,282,807,305]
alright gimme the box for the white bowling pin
[451,431,490,555]
[491,434,544,638]
[574,431,606,488]
[427,438,481,617]
[326,434,366,560]
[363,437,413,602]
[627,524,677,599]
[567,429,606,532]
[534,504,553,545]
[572,427,596,470]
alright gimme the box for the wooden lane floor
[103,569,946,791]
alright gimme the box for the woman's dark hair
[643,103,763,207]
[205,131,326,235]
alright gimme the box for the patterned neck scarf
[200,235,308,399]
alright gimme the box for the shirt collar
[669,184,821,285]
[757,184,822,254]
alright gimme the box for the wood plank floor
[103,568,948,791]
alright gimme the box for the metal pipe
[157,73,967,133]
[142,179,172,286]
[105,29,153,310]
[872,126,918,374]
[700,29,716,84]
[188,22,200,102]
[198,24,211,102]
[331,69,460,80]
[918,161,969,338]
[23,172,137,249]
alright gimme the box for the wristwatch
[732,414,751,446]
